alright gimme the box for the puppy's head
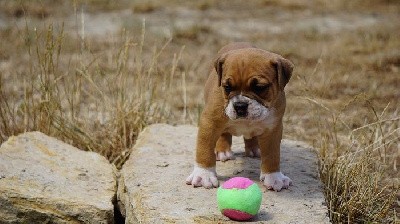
[214,48,294,120]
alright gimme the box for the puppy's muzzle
[233,101,248,117]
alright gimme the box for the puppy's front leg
[186,116,224,188]
[258,123,292,191]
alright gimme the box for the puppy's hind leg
[215,133,235,161]
[244,136,261,157]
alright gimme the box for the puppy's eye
[253,84,270,93]
[223,84,232,93]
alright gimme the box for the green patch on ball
[217,177,262,221]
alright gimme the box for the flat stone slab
[0,132,117,223]
[118,124,329,223]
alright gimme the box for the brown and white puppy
[186,42,294,191]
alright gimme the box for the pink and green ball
[217,177,262,221]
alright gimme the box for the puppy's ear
[214,54,227,86]
[273,57,294,90]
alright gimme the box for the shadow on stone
[118,124,329,223]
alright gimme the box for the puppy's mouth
[225,95,269,121]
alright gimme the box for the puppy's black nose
[233,102,248,117]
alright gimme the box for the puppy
[186,42,294,191]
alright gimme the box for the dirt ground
[1,1,399,137]
[0,0,399,222]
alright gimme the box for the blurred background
[0,0,399,223]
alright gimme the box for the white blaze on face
[225,95,270,121]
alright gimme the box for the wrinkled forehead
[223,50,277,82]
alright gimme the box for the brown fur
[196,42,294,174]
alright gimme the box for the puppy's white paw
[186,165,219,189]
[216,151,235,161]
[245,147,261,158]
[260,171,292,191]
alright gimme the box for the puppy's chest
[224,116,276,139]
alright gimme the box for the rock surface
[0,132,117,224]
[118,124,329,223]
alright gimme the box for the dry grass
[311,96,399,222]
[0,21,183,168]
[0,0,399,223]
